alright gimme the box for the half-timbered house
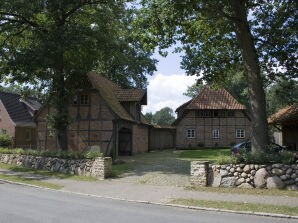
[174,86,251,148]
[36,72,149,156]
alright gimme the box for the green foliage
[0,134,12,147]
[0,148,103,159]
[179,148,230,161]
[151,107,175,126]
[183,83,203,98]
[144,112,153,123]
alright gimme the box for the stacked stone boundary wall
[191,161,298,190]
[0,153,112,179]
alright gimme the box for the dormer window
[73,94,89,106]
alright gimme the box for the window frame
[212,129,220,139]
[236,129,245,139]
[186,129,196,138]
[72,94,89,106]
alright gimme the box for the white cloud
[142,73,197,114]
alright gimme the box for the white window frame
[236,129,245,138]
[186,129,195,138]
[212,129,220,139]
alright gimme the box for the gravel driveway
[113,150,191,187]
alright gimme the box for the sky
[142,50,197,114]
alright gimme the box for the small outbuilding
[268,104,298,150]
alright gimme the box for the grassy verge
[186,186,298,197]
[0,163,97,182]
[0,174,63,190]
[178,148,230,161]
[110,163,130,178]
[170,198,298,216]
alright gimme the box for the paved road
[0,182,295,223]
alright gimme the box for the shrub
[0,134,12,147]
[215,156,237,165]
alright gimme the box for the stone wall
[191,161,298,190]
[0,153,112,179]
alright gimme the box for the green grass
[186,186,298,197]
[170,199,298,216]
[0,163,97,182]
[0,174,63,190]
[110,163,130,178]
[178,147,230,161]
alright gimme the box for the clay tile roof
[87,72,146,122]
[116,89,146,103]
[268,104,298,124]
[184,86,245,110]
[0,91,41,127]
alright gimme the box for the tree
[0,1,156,151]
[136,0,297,153]
[266,78,298,115]
[144,112,153,124]
[183,82,203,98]
[152,107,175,126]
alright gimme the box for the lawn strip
[178,148,230,161]
[186,186,298,197]
[0,174,63,190]
[170,198,298,216]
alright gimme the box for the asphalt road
[0,182,295,223]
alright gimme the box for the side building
[0,91,41,148]
[173,86,251,148]
[36,72,149,157]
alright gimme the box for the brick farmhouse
[0,91,41,148]
[173,86,251,148]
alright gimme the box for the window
[212,129,220,139]
[2,129,7,134]
[186,129,195,138]
[236,129,245,138]
[80,94,89,105]
[73,94,89,105]
[25,129,31,141]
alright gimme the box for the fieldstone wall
[0,153,112,179]
[191,161,298,191]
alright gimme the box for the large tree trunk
[231,0,269,153]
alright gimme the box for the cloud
[142,73,197,114]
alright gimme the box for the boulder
[266,176,285,189]
[220,177,236,187]
[286,184,298,191]
[220,169,228,177]
[209,171,221,187]
[235,178,245,186]
[237,183,253,189]
[254,168,268,188]
[271,168,284,176]
[243,165,250,173]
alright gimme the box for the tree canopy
[136,0,297,152]
[0,0,156,150]
[145,107,175,126]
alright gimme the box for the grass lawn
[186,186,298,197]
[170,198,298,216]
[0,174,63,190]
[110,163,130,178]
[0,163,97,182]
[178,147,230,161]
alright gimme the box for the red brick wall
[0,101,15,137]
[175,110,251,148]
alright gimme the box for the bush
[0,134,12,147]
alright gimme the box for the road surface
[0,182,295,223]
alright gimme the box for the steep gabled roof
[177,86,245,112]
[87,72,147,122]
[268,104,298,124]
[0,91,41,127]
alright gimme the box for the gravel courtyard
[113,150,191,187]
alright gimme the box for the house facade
[0,91,41,148]
[174,86,251,148]
[269,104,298,150]
[36,72,149,157]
